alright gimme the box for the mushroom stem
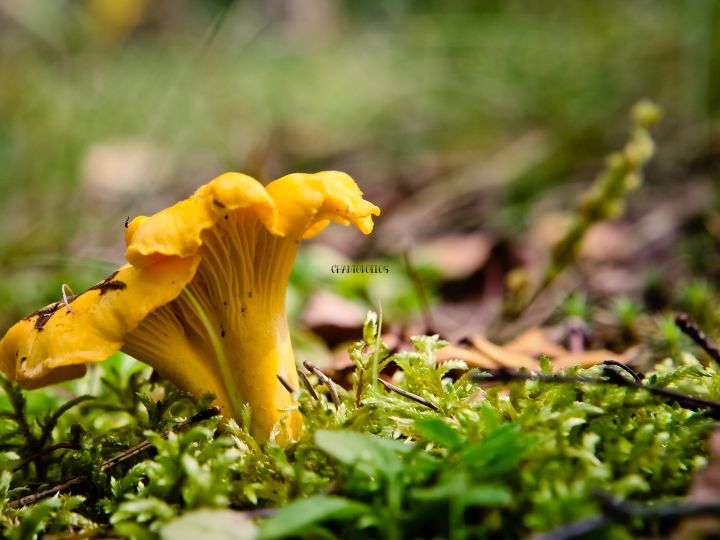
[182,287,245,419]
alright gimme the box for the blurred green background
[1,0,720,335]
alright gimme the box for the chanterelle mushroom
[0,171,380,441]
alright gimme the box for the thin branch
[472,367,720,418]
[11,443,81,473]
[276,374,295,394]
[303,360,340,409]
[527,516,609,540]
[601,360,642,383]
[675,312,720,365]
[297,369,319,401]
[39,395,96,448]
[492,270,581,343]
[378,378,440,412]
[528,493,720,540]
[9,407,220,509]
[403,248,436,331]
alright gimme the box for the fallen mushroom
[0,171,380,441]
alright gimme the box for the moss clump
[0,314,716,539]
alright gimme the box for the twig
[527,516,609,540]
[297,369,318,401]
[528,493,720,540]
[303,360,340,410]
[601,360,642,383]
[276,374,295,394]
[39,395,96,449]
[9,407,220,509]
[378,378,440,412]
[675,312,720,365]
[492,270,581,343]
[472,368,720,419]
[11,443,81,473]
[403,248,436,331]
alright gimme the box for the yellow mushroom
[0,171,380,441]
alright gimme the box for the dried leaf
[301,291,367,346]
[503,327,568,358]
[467,335,539,369]
[436,345,500,369]
[551,348,637,369]
[437,330,623,371]
[414,233,494,280]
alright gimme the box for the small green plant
[655,314,690,359]
[676,279,720,338]
[544,100,660,288]
[562,292,590,321]
[612,297,641,330]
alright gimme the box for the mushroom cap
[1,256,199,388]
[1,171,380,389]
[125,171,380,268]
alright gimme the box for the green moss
[0,315,717,539]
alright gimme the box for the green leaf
[362,312,379,344]
[464,486,512,506]
[415,418,464,449]
[259,496,370,540]
[110,497,176,526]
[14,497,63,540]
[412,481,511,507]
[315,430,410,475]
[460,424,529,477]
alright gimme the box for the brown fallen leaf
[413,233,495,281]
[467,335,539,369]
[503,327,568,358]
[437,329,633,371]
[580,221,638,263]
[551,348,638,369]
[436,344,501,369]
[300,291,367,347]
